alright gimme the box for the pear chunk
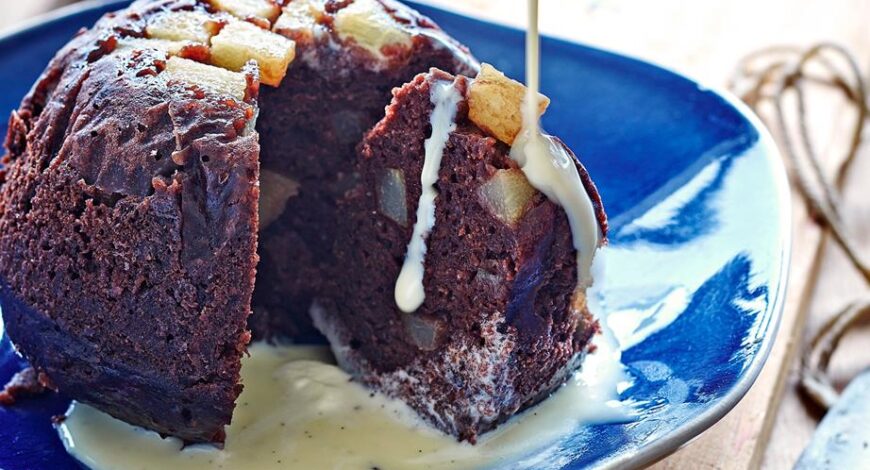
[259,170,300,230]
[273,0,326,46]
[210,20,296,86]
[334,0,412,59]
[479,168,538,226]
[146,11,219,44]
[377,168,408,227]
[468,64,550,145]
[163,56,248,100]
[208,0,281,23]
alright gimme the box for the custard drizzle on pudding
[394,79,463,313]
[510,0,602,291]
[394,0,602,314]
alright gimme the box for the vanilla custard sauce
[60,332,632,470]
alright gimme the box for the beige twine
[729,43,870,410]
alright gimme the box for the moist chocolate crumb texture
[0,0,606,445]
[317,69,606,442]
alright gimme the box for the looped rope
[799,296,870,409]
[730,43,869,409]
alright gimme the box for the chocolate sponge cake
[0,0,607,445]
[0,0,473,443]
[251,0,477,339]
[314,69,606,442]
[0,21,263,443]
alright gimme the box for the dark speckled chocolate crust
[0,1,261,442]
[315,71,607,442]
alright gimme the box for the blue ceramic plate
[0,1,790,469]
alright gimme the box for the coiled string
[730,43,869,410]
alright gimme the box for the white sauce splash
[58,339,632,470]
[510,0,601,289]
[394,79,462,313]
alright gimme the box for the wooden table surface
[3,1,870,469]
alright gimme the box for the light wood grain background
[3,1,869,469]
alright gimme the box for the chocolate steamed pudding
[0,0,606,445]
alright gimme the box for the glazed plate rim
[0,1,792,469]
